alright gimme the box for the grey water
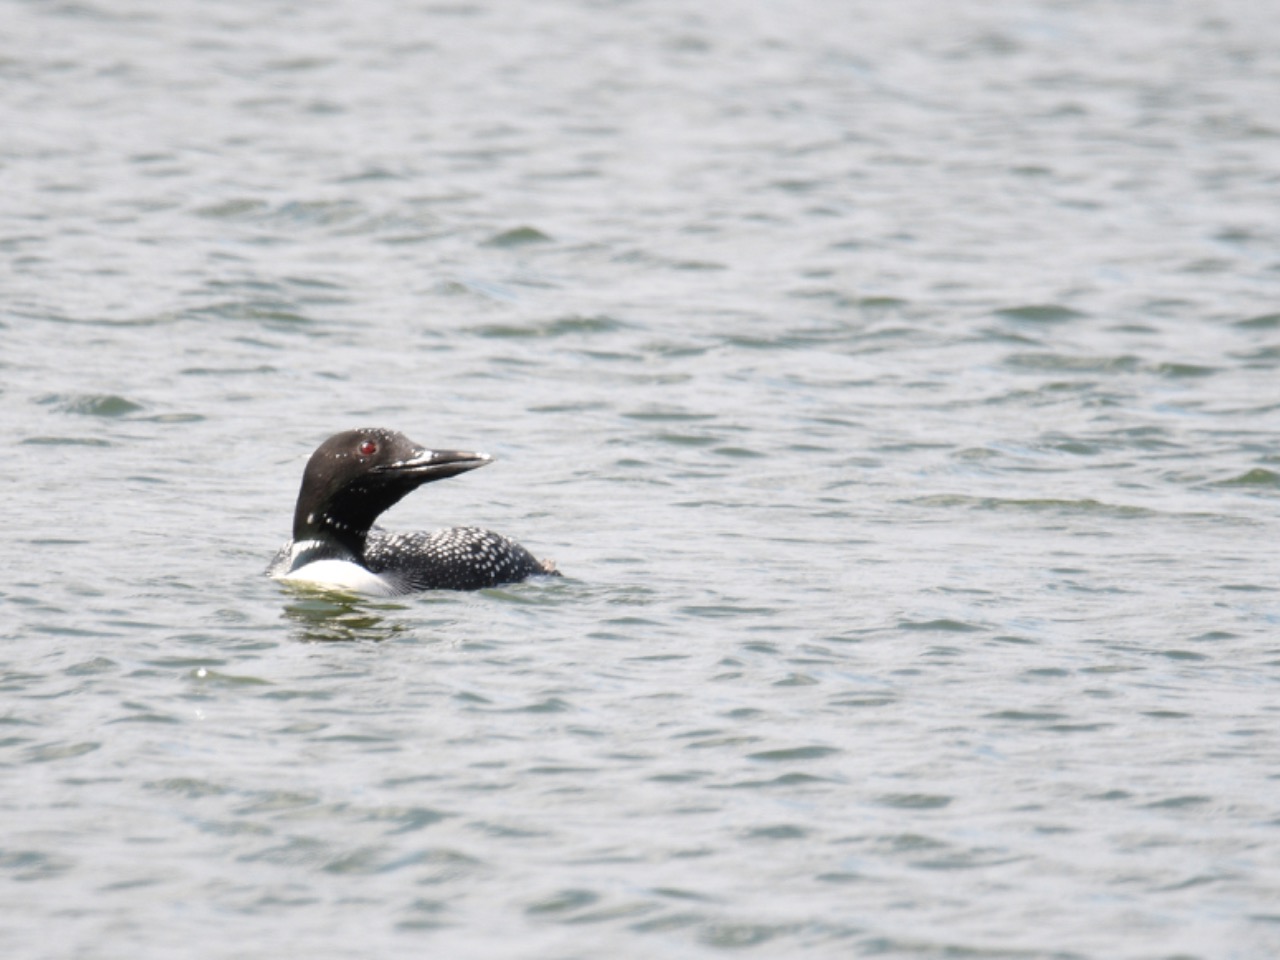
[4,1,1280,957]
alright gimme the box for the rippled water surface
[4,1,1280,957]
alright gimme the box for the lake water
[4,1,1280,957]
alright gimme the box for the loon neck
[291,471,414,558]
[293,505,372,560]
[284,536,355,571]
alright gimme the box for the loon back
[268,427,559,595]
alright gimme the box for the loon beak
[377,447,493,484]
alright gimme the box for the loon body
[268,427,558,596]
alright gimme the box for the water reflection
[279,588,411,643]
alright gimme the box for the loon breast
[267,538,404,596]
[278,557,402,597]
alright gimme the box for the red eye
[358,440,377,457]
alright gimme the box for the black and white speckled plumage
[363,526,553,592]
[267,427,559,596]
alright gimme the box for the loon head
[291,427,492,556]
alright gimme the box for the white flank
[276,559,399,597]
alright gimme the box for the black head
[291,427,492,555]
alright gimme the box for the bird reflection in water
[279,589,412,643]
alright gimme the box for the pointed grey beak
[375,448,493,483]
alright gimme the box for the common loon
[267,427,559,595]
